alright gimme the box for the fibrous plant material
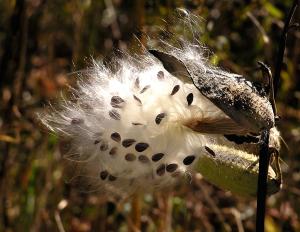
[38,10,281,198]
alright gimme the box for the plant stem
[273,0,299,98]
[256,129,271,232]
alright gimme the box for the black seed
[111,132,121,142]
[166,163,178,172]
[100,140,109,151]
[204,146,216,157]
[140,85,150,94]
[171,85,180,95]
[135,143,149,152]
[187,93,193,106]
[108,175,117,181]
[133,95,142,105]
[122,139,136,148]
[100,170,108,180]
[109,147,118,156]
[138,155,150,163]
[183,155,196,165]
[109,110,121,120]
[152,153,164,162]
[125,153,136,161]
[156,164,166,176]
[71,118,83,125]
[94,140,101,144]
[111,96,125,108]
[155,113,166,125]
[157,71,164,80]
[135,78,140,88]
[132,122,143,126]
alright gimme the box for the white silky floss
[39,13,281,198]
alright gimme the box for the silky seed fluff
[38,11,280,197]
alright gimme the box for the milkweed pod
[149,49,275,134]
[196,144,281,197]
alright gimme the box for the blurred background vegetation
[0,0,299,231]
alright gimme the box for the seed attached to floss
[100,140,109,151]
[183,155,196,165]
[156,164,166,176]
[138,155,150,164]
[71,118,83,125]
[166,163,178,172]
[125,153,136,161]
[135,77,140,88]
[108,175,117,181]
[122,139,136,148]
[157,71,164,80]
[111,132,121,142]
[100,170,109,180]
[204,146,216,157]
[109,110,121,120]
[140,85,150,94]
[155,113,166,125]
[152,153,164,162]
[135,143,149,152]
[133,95,142,105]
[171,85,180,95]
[111,96,125,108]
[187,93,193,106]
[109,147,118,156]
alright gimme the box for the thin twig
[273,0,299,97]
[246,11,270,44]
[54,210,66,232]
[256,2,299,231]
[256,129,271,232]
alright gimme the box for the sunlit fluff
[39,11,280,197]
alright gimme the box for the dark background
[0,0,299,231]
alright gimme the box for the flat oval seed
[135,143,149,152]
[111,96,125,108]
[152,153,164,162]
[122,139,136,148]
[140,85,150,94]
[204,146,216,157]
[111,132,121,142]
[109,110,121,120]
[166,163,178,172]
[171,85,180,95]
[109,147,118,156]
[133,95,142,105]
[132,122,143,126]
[135,78,140,88]
[156,164,166,176]
[100,170,108,180]
[125,153,136,161]
[183,155,196,165]
[71,118,83,125]
[157,71,164,80]
[138,155,150,164]
[187,93,193,106]
[108,175,117,181]
[155,113,166,125]
[100,140,109,151]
